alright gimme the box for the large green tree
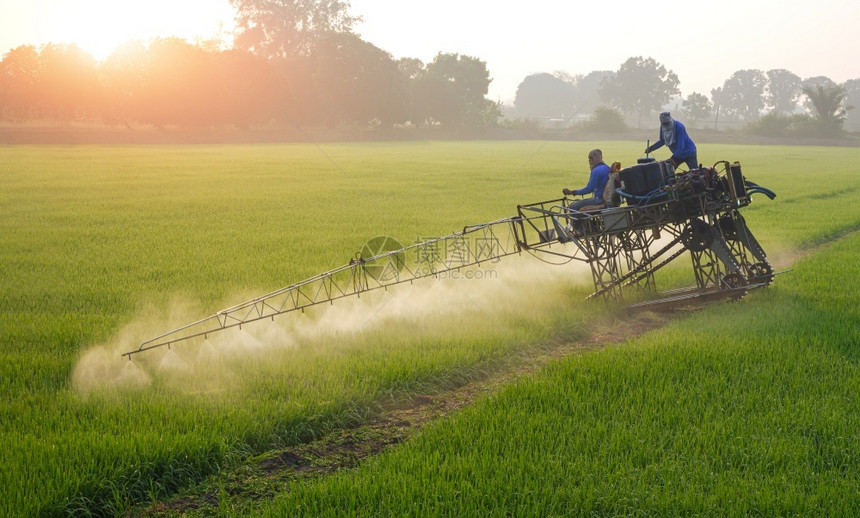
[711,69,767,121]
[0,45,40,120]
[230,0,360,59]
[599,56,679,128]
[800,76,835,113]
[135,38,212,127]
[209,49,279,128]
[100,41,147,125]
[35,43,101,121]
[413,53,498,129]
[765,69,801,114]
[309,32,407,126]
[577,70,614,112]
[683,92,712,123]
[513,72,576,119]
[802,82,849,136]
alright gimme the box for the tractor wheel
[681,219,713,252]
[718,215,738,240]
[721,272,747,290]
[748,261,774,286]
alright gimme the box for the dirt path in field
[135,305,703,516]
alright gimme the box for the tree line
[0,0,856,136]
[0,37,499,131]
[0,0,500,131]
[513,59,859,136]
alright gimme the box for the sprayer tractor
[123,156,776,359]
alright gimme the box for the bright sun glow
[27,0,235,60]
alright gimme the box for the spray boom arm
[123,218,533,358]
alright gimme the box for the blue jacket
[575,162,610,200]
[649,120,696,159]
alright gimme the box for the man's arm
[646,131,665,154]
[573,169,599,195]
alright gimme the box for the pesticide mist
[71,254,595,395]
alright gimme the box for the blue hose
[746,187,777,200]
[744,180,777,199]
[616,188,667,206]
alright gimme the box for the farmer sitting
[562,148,610,211]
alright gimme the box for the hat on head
[660,112,672,123]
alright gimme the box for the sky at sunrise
[2,0,859,104]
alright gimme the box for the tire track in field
[132,309,691,517]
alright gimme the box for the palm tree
[802,83,848,135]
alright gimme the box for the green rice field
[1,141,858,515]
[264,232,860,516]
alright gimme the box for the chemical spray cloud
[71,251,594,396]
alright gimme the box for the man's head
[587,149,603,168]
[588,149,603,167]
[660,111,673,127]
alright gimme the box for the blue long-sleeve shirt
[649,120,696,159]
[574,162,610,201]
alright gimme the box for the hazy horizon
[2,0,858,104]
